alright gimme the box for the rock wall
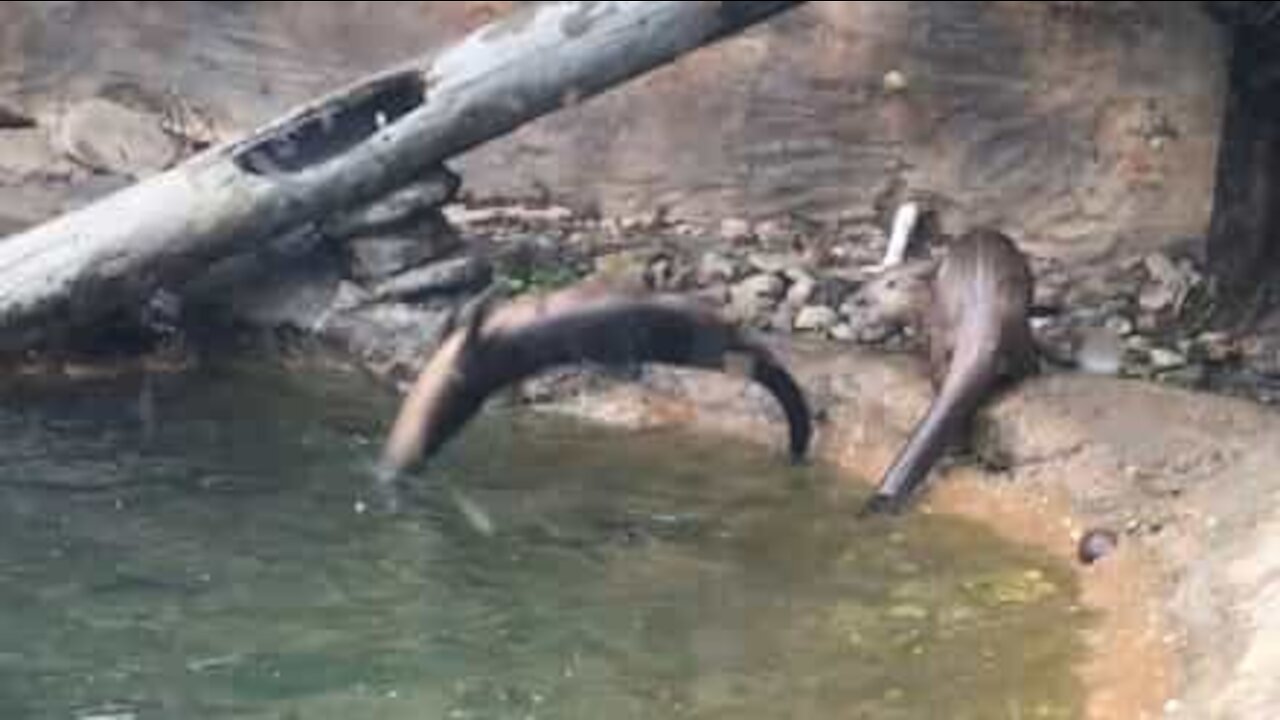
[0,1,1226,262]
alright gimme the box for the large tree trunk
[1205,7,1280,322]
[0,1,805,352]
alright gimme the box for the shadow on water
[0,362,1087,719]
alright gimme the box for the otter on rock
[378,284,812,485]
[863,228,1037,514]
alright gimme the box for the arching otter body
[864,228,1037,513]
[379,285,812,484]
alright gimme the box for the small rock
[1240,336,1280,373]
[1148,347,1187,371]
[1138,252,1197,314]
[830,323,857,342]
[794,305,840,333]
[1077,528,1119,565]
[590,249,650,288]
[1139,283,1180,314]
[855,322,896,345]
[56,97,179,176]
[769,306,796,333]
[755,219,795,246]
[696,251,738,285]
[1196,331,1238,363]
[729,273,785,322]
[747,252,802,275]
[323,171,460,239]
[886,603,928,621]
[693,283,730,306]
[1104,315,1134,336]
[1076,327,1125,376]
[368,255,493,303]
[1135,311,1163,334]
[733,272,785,300]
[785,272,817,307]
[719,217,754,243]
[882,69,909,93]
[644,254,676,290]
[344,215,462,283]
[74,704,139,720]
[619,212,659,232]
[0,102,35,129]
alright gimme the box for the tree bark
[1206,18,1280,321]
[0,1,805,352]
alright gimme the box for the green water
[0,363,1086,719]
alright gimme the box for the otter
[862,228,1037,514]
[377,284,812,486]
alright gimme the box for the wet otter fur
[863,228,1037,514]
[378,284,813,485]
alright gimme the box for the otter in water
[862,228,1037,514]
[378,284,812,486]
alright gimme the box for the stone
[785,272,817,308]
[1075,327,1125,376]
[747,252,803,275]
[754,219,795,246]
[1149,347,1187,371]
[882,69,909,93]
[719,217,753,243]
[344,213,462,283]
[1241,337,1280,377]
[1104,315,1135,337]
[55,97,179,177]
[1138,252,1198,314]
[322,170,460,240]
[794,305,839,333]
[323,302,454,379]
[769,305,796,333]
[693,283,730,306]
[1139,283,1180,314]
[368,255,493,303]
[696,251,739,285]
[1196,331,1238,364]
[0,102,35,129]
[729,273,785,321]
[830,323,857,342]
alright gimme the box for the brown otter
[862,227,1037,514]
[377,284,812,486]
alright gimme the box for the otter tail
[863,349,999,514]
[728,340,812,463]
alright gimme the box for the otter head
[377,297,495,486]
[843,260,936,335]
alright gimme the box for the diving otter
[378,284,812,485]
[863,228,1037,514]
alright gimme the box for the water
[0,363,1087,719]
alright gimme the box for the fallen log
[0,1,806,352]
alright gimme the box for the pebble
[794,305,840,333]
[719,217,753,243]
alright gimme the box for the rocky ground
[246,184,1280,410]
